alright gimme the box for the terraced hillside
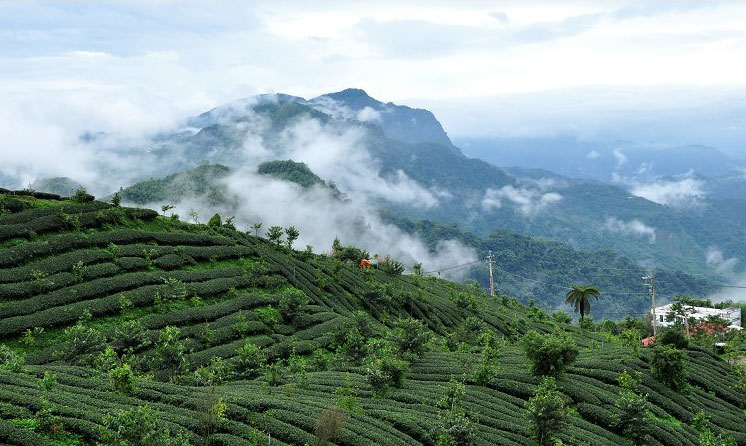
[0,190,745,446]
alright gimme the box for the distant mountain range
[455,136,742,182]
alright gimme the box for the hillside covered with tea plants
[0,189,745,446]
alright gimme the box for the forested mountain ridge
[138,90,746,279]
[0,191,745,446]
[114,162,716,320]
[382,212,715,319]
[28,89,746,289]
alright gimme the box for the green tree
[389,317,431,358]
[613,370,652,445]
[110,363,137,395]
[285,225,300,249]
[267,225,284,245]
[521,331,578,377]
[657,328,689,349]
[160,204,174,217]
[72,187,92,203]
[413,262,423,275]
[251,222,262,237]
[278,288,310,323]
[36,372,62,435]
[436,379,475,446]
[223,216,235,230]
[232,341,265,379]
[564,285,601,321]
[378,254,405,276]
[650,345,687,391]
[472,343,499,387]
[365,353,409,396]
[111,191,121,207]
[207,213,222,228]
[691,410,737,446]
[666,294,696,338]
[55,316,106,365]
[525,376,566,446]
[154,326,186,372]
[197,386,227,446]
[0,344,24,372]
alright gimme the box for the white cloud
[629,174,706,207]
[516,176,568,192]
[603,217,656,243]
[273,118,440,209]
[587,149,600,159]
[613,148,627,167]
[706,247,738,274]
[482,185,562,215]
[637,161,653,175]
[357,106,382,123]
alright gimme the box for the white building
[652,304,742,330]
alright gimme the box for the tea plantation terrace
[0,189,744,445]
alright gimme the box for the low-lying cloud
[125,109,476,277]
[482,185,562,216]
[273,118,439,209]
[309,96,382,124]
[705,247,738,275]
[603,217,656,243]
[704,247,746,303]
[613,148,627,168]
[161,167,477,278]
[628,174,705,207]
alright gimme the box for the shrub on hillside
[71,188,94,203]
[551,311,572,324]
[521,330,578,377]
[110,363,137,396]
[207,213,222,228]
[232,341,265,379]
[365,353,409,396]
[100,406,186,446]
[525,376,566,446]
[613,370,652,445]
[278,287,310,322]
[153,326,187,372]
[657,328,689,349]
[55,316,106,365]
[650,345,687,391]
[389,317,431,358]
[378,255,404,276]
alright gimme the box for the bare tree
[314,406,345,446]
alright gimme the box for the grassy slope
[0,192,744,446]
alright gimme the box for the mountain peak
[315,88,380,110]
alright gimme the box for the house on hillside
[652,303,742,330]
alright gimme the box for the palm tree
[564,285,601,321]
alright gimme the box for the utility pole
[486,251,495,297]
[643,275,657,336]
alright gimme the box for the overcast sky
[2,1,746,155]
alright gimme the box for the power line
[420,251,745,303]
[421,259,483,275]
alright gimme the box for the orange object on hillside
[360,259,371,268]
